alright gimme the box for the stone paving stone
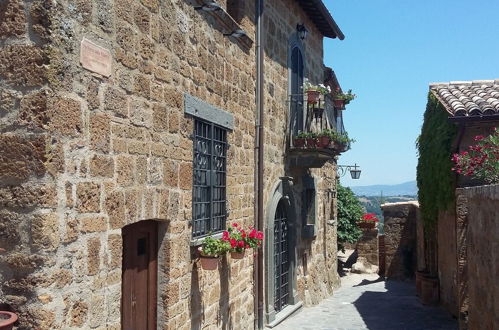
[273,275,457,330]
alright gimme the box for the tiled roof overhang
[429,80,499,122]
[296,0,345,40]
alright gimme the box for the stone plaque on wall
[80,38,112,77]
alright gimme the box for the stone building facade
[0,0,347,328]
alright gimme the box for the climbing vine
[416,92,458,230]
[337,183,363,252]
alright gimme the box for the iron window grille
[192,119,228,238]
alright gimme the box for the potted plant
[198,235,229,270]
[223,224,247,259]
[331,131,355,152]
[317,129,333,148]
[0,311,18,330]
[305,132,318,148]
[332,89,356,108]
[304,79,331,105]
[358,213,379,229]
[293,131,307,148]
[245,227,264,249]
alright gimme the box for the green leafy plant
[416,92,458,230]
[333,89,356,104]
[296,131,308,139]
[303,79,331,95]
[451,127,499,183]
[337,184,363,252]
[198,235,229,257]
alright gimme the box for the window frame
[191,118,228,239]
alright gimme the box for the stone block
[30,0,51,40]
[115,0,133,23]
[139,36,155,59]
[70,300,88,327]
[104,87,128,118]
[164,87,182,108]
[87,79,100,110]
[133,74,151,98]
[116,47,138,69]
[178,162,192,190]
[80,215,107,233]
[164,159,179,187]
[76,182,101,213]
[153,103,168,130]
[116,155,135,186]
[130,98,152,127]
[105,190,125,229]
[31,212,59,251]
[90,113,111,152]
[90,154,114,178]
[148,157,163,185]
[134,3,150,34]
[0,44,47,86]
[47,96,83,136]
[107,234,122,268]
[87,237,101,275]
[0,134,46,183]
[136,157,148,184]
[0,0,26,38]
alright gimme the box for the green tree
[337,184,363,252]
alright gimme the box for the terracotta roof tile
[430,80,499,118]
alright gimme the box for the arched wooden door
[122,220,158,330]
[274,200,290,312]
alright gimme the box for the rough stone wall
[381,202,418,280]
[456,184,499,330]
[1,0,258,328]
[262,0,340,308]
[356,227,379,266]
[437,208,458,317]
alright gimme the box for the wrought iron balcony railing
[286,93,350,167]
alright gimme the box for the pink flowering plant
[451,128,499,184]
[360,213,380,222]
[221,223,264,253]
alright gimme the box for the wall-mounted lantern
[337,163,362,180]
[224,29,247,38]
[296,23,308,40]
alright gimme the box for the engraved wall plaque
[80,38,112,77]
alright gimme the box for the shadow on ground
[353,280,457,330]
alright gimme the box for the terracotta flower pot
[333,99,345,108]
[420,275,439,305]
[306,138,317,148]
[231,251,245,259]
[307,90,320,104]
[358,221,376,229]
[199,256,219,270]
[293,138,306,148]
[318,136,331,148]
[0,311,18,330]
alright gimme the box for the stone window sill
[190,231,224,247]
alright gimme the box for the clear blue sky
[323,0,499,187]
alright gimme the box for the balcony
[286,93,350,168]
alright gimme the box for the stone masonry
[0,0,341,328]
[456,184,499,330]
[380,202,418,280]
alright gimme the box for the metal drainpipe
[254,0,265,328]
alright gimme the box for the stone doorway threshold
[266,302,303,328]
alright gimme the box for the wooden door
[122,221,158,330]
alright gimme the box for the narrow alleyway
[273,273,457,330]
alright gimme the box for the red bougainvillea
[451,128,499,183]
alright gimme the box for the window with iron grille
[192,119,228,238]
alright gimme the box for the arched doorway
[265,179,301,325]
[274,200,291,312]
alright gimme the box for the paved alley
[273,274,457,330]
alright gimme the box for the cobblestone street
[273,274,458,330]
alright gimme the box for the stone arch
[264,178,300,325]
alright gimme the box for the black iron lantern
[296,24,308,40]
[349,164,361,180]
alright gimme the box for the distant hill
[349,180,417,197]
